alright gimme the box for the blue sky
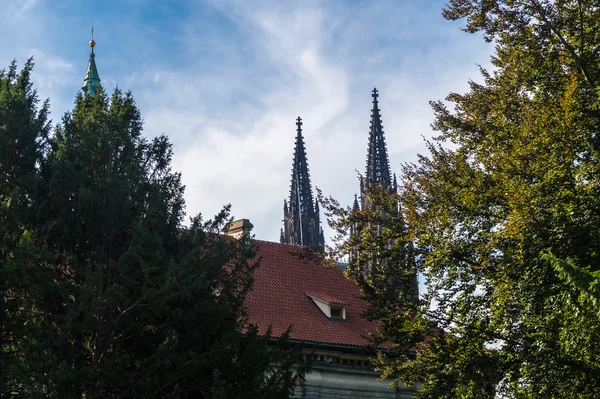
[2,0,493,244]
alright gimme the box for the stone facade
[292,349,415,398]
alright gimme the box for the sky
[1,0,494,244]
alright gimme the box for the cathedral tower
[352,88,397,258]
[281,117,325,251]
[352,89,417,301]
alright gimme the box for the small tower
[82,26,102,95]
[281,117,325,251]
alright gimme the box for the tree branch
[530,0,595,88]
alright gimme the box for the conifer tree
[2,66,305,398]
[0,58,51,395]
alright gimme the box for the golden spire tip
[89,24,96,48]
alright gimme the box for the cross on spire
[296,116,303,130]
[372,87,379,101]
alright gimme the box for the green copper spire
[82,26,102,95]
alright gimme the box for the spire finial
[296,116,303,132]
[89,24,96,49]
[372,87,379,102]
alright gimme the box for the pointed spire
[353,193,360,210]
[393,173,398,193]
[281,117,324,250]
[289,116,315,220]
[365,87,391,188]
[82,25,102,95]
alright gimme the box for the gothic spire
[365,87,391,189]
[82,26,102,95]
[289,117,315,221]
[281,117,324,250]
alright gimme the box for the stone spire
[281,117,324,250]
[352,194,360,211]
[82,26,102,95]
[365,87,392,189]
[358,87,395,212]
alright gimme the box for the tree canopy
[1,62,305,398]
[321,1,600,397]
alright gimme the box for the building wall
[291,350,415,399]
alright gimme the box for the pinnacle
[365,88,391,189]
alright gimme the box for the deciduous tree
[322,1,600,397]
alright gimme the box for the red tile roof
[245,240,380,348]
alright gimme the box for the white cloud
[134,1,493,243]
[8,0,40,15]
[28,48,74,89]
[0,0,494,245]
[135,1,354,241]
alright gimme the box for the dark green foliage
[322,1,600,398]
[0,58,51,395]
[1,63,305,398]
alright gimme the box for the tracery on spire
[365,87,392,189]
[281,117,324,250]
[288,117,315,220]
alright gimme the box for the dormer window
[307,293,347,320]
[330,306,345,319]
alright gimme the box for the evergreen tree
[2,68,305,397]
[322,1,600,397]
[0,58,51,395]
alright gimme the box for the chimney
[225,219,254,239]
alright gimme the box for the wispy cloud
[133,1,355,240]
[0,0,493,242]
[9,0,40,15]
[28,48,74,88]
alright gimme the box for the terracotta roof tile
[245,240,380,348]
